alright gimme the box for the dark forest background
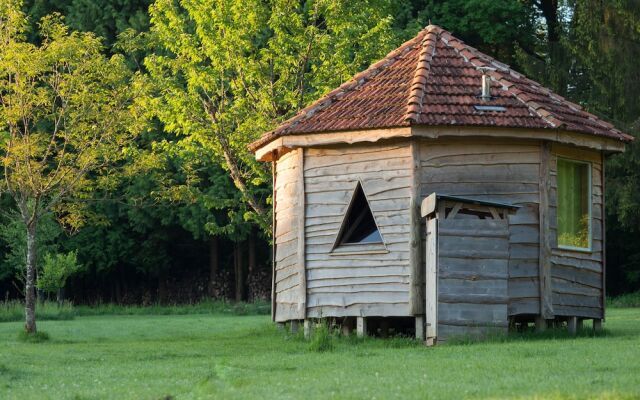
[1,0,639,304]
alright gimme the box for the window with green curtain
[557,159,591,249]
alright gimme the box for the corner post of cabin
[270,159,277,322]
[538,141,554,328]
[593,318,603,332]
[409,139,424,318]
[567,316,578,335]
[357,317,367,338]
[296,148,307,320]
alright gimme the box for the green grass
[0,300,270,323]
[1,308,640,399]
[608,291,640,308]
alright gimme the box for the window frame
[556,157,593,253]
[330,181,387,254]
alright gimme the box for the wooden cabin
[249,25,632,343]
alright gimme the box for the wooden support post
[357,317,367,338]
[593,318,603,332]
[568,316,578,335]
[408,140,424,315]
[290,320,299,334]
[415,316,425,341]
[539,142,554,320]
[304,319,313,339]
[535,316,547,332]
[341,323,352,337]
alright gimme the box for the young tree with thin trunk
[0,2,135,334]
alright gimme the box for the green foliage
[37,251,83,294]
[403,0,536,67]
[308,322,335,352]
[133,0,401,231]
[0,210,61,281]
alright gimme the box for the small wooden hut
[249,25,632,343]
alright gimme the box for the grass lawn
[1,308,640,399]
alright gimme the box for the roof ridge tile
[406,26,439,123]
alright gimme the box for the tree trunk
[24,221,38,334]
[235,241,245,302]
[248,230,256,275]
[208,236,219,297]
[248,230,256,301]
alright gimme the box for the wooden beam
[409,140,424,314]
[447,202,463,219]
[412,126,627,153]
[415,316,425,341]
[539,142,554,319]
[567,316,578,335]
[254,126,627,161]
[535,316,547,332]
[601,152,607,321]
[357,317,367,338]
[296,149,307,318]
[271,161,277,322]
[304,319,313,339]
[593,318,603,332]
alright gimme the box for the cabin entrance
[421,193,518,345]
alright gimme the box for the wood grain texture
[435,217,510,341]
[273,150,305,321]
[418,138,541,317]
[303,142,413,318]
[539,141,554,319]
[409,140,424,314]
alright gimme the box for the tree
[0,2,135,333]
[134,0,400,230]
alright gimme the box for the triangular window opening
[335,183,383,247]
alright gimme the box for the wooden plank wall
[419,139,542,316]
[303,142,413,318]
[548,145,604,319]
[436,219,510,340]
[273,149,305,321]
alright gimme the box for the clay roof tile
[249,25,632,152]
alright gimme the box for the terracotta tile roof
[249,25,633,152]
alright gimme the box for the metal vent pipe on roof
[477,67,496,101]
[481,74,491,100]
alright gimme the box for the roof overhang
[254,125,627,162]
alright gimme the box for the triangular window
[334,182,383,247]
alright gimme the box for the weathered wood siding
[273,149,305,321]
[436,219,510,341]
[303,142,413,317]
[419,139,542,316]
[548,145,604,319]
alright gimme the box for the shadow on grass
[17,330,50,343]
[445,326,630,346]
